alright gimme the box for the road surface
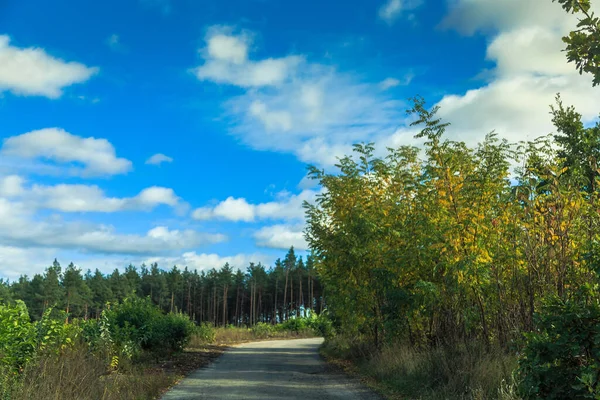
[162,337,380,400]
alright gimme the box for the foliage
[0,301,36,372]
[518,295,600,399]
[251,322,276,338]
[103,296,195,357]
[554,0,600,85]
[194,322,216,344]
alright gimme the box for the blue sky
[1,0,599,279]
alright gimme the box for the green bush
[103,297,194,357]
[252,322,275,338]
[309,313,335,338]
[0,301,37,372]
[194,323,216,343]
[279,317,308,332]
[517,296,600,399]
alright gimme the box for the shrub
[0,301,37,372]
[278,317,308,332]
[103,297,195,357]
[309,313,335,338]
[252,322,275,338]
[517,296,600,399]
[194,322,216,344]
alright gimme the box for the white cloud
[194,27,404,167]
[298,175,319,190]
[0,246,57,280]
[144,251,273,272]
[0,35,98,98]
[195,27,303,88]
[105,34,127,53]
[379,73,415,90]
[107,34,119,48]
[0,175,182,213]
[0,175,25,196]
[192,189,319,222]
[379,0,403,23]
[254,224,308,250]
[378,0,421,24]
[145,153,173,166]
[0,198,225,255]
[379,77,401,90]
[441,0,571,35]
[1,128,132,177]
[425,0,600,147]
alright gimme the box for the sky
[1,0,599,280]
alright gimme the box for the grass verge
[320,336,521,400]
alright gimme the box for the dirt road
[161,337,380,400]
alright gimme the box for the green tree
[554,0,600,85]
[41,260,63,311]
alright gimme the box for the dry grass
[2,345,176,400]
[2,327,319,400]
[188,326,317,347]
[322,337,521,400]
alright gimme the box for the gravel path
[161,337,381,400]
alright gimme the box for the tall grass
[1,345,174,400]
[187,323,318,348]
[322,337,520,400]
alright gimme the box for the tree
[41,260,63,312]
[554,0,600,85]
[0,279,12,303]
[62,262,90,321]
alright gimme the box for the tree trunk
[273,279,279,323]
[283,270,289,321]
[222,285,228,326]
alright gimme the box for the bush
[517,296,600,399]
[194,323,216,344]
[309,313,335,338]
[103,297,195,357]
[252,322,275,338]
[278,317,308,332]
[0,301,37,372]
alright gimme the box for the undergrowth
[321,336,520,400]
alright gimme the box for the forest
[0,247,323,326]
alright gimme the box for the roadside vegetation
[0,241,333,400]
[0,298,329,400]
[305,1,600,399]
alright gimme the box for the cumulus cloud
[1,128,132,177]
[105,34,127,53]
[144,251,273,272]
[378,0,422,24]
[0,198,225,255]
[379,73,415,90]
[426,0,600,147]
[195,28,303,88]
[192,189,319,222]
[193,27,403,167]
[0,175,182,213]
[0,35,98,98]
[0,245,57,280]
[253,224,308,250]
[145,153,173,165]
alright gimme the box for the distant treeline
[0,247,324,325]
